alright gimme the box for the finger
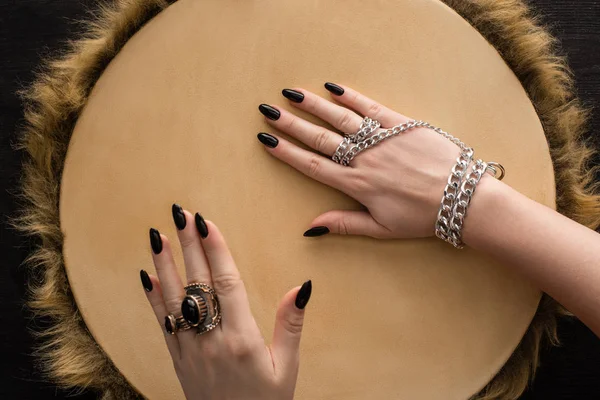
[256,133,359,195]
[149,228,197,346]
[199,219,257,334]
[306,210,392,239]
[270,281,312,379]
[324,83,406,127]
[140,270,180,360]
[280,88,364,134]
[171,204,213,286]
[261,102,342,156]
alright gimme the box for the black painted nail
[259,104,281,120]
[195,213,209,239]
[295,280,312,309]
[172,204,186,230]
[140,269,153,292]
[303,226,330,237]
[257,133,279,148]
[149,228,163,254]
[282,89,304,103]
[324,82,344,96]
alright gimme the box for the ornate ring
[332,117,381,165]
[164,313,192,335]
[350,116,381,142]
[332,136,353,164]
[181,282,222,335]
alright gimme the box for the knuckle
[165,297,184,315]
[367,102,383,118]
[309,95,321,113]
[281,313,304,335]
[212,272,242,294]
[307,155,321,179]
[337,215,350,236]
[179,234,197,249]
[165,297,183,318]
[225,335,255,358]
[313,130,330,153]
[337,111,353,131]
[285,115,297,131]
[349,91,359,106]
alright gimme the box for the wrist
[461,173,510,248]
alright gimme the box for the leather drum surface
[59,0,554,398]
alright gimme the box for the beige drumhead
[60,0,553,398]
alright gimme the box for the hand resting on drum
[258,83,459,239]
[141,206,311,399]
[257,83,600,337]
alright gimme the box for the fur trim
[14,0,600,399]
[16,1,172,399]
[446,2,600,399]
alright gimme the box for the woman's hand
[141,205,311,400]
[257,83,466,239]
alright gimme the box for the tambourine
[18,0,598,398]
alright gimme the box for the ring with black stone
[181,294,209,327]
[182,282,222,335]
[164,313,192,335]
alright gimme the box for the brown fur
[14,0,600,399]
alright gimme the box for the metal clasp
[486,162,506,181]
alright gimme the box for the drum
[19,0,598,399]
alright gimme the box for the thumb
[305,210,390,238]
[270,280,312,378]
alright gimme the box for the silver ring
[351,116,381,142]
[332,136,353,164]
[332,117,381,165]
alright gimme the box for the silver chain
[353,117,381,142]
[333,117,380,163]
[331,118,502,250]
[332,136,353,164]
[434,147,474,247]
[338,120,471,166]
[447,159,488,249]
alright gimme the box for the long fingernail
[324,82,344,96]
[295,280,312,309]
[257,133,279,148]
[140,269,153,292]
[282,89,304,103]
[172,203,186,230]
[149,228,163,254]
[259,104,280,120]
[195,212,209,239]
[303,226,330,237]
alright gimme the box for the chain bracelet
[434,147,474,247]
[447,159,488,249]
[339,120,471,166]
[331,119,502,249]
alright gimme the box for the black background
[1,1,599,399]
